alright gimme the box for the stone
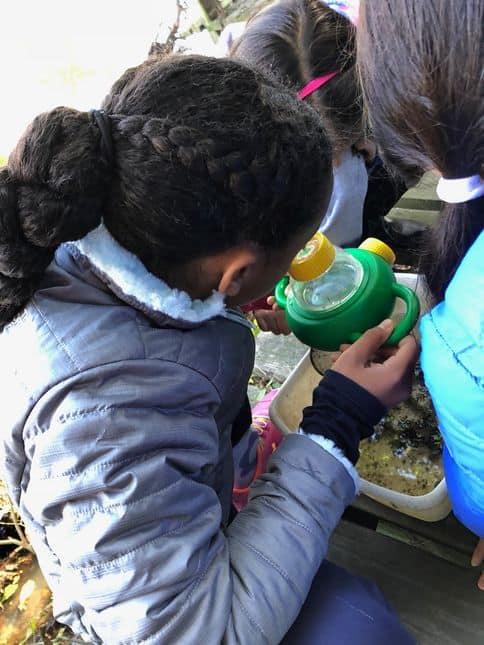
[254,331,308,383]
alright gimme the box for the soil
[0,483,73,644]
[0,550,52,645]
[358,365,443,495]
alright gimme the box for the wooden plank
[402,172,440,202]
[396,197,440,210]
[376,520,470,568]
[327,520,484,645]
[386,206,441,226]
[351,494,478,556]
[386,171,442,227]
[227,0,271,21]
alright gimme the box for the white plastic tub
[269,274,451,522]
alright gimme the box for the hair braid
[125,108,318,209]
[101,60,331,276]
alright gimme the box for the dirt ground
[0,484,74,644]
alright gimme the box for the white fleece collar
[68,224,226,324]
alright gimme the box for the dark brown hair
[231,0,361,153]
[358,0,484,301]
[0,54,332,329]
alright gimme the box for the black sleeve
[300,369,387,464]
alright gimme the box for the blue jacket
[421,231,484,537]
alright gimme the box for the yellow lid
[359,237,396,266]
[289,232,336,281]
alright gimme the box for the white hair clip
[436,175,484,204]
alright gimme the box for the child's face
[165,213,322,305]
[226,216,321,307]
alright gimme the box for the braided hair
[0,54,332,329]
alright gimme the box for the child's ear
[217,246,259,297]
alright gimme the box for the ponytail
[0,107,110,329]
[357,0,484,302]
[420,196,484,303]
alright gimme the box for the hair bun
[18,184,101,249]
[0,106,108,328]
[0,169,51,279]
[0,272,35,309]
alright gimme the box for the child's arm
[26,326,417,644]
[28,362,352,643]
[249,294,291,335]
[300,321,417,466]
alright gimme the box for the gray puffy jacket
[0,226,356,644]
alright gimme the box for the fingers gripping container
[270,273,451,522]
[275,234,420,351]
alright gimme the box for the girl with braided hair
[0,54,416,643]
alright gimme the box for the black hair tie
[90,109,115,166]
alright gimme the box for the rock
[254,331,308,383]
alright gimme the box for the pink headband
[297,71,339,100]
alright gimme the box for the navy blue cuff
[300,370,386,464]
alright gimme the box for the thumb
[345,319,394,364]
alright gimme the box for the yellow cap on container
[359,237,396,266]
[289,232,336,281]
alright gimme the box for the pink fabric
[297,71,339,100]
[232,389,283,511]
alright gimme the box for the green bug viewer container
[275,233,420,351]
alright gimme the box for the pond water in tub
[311,352,443,496]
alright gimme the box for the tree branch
[150,0,187,57]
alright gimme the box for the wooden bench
[386,172,442,229]
[328,496,483,644]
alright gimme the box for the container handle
[348,283,420,346]
[275,276,289,310]
[386,283,420,345]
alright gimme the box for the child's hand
[331,319,419,408]
[254,308,291,335]
[253,294,291,335]
[471,538,484,591]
